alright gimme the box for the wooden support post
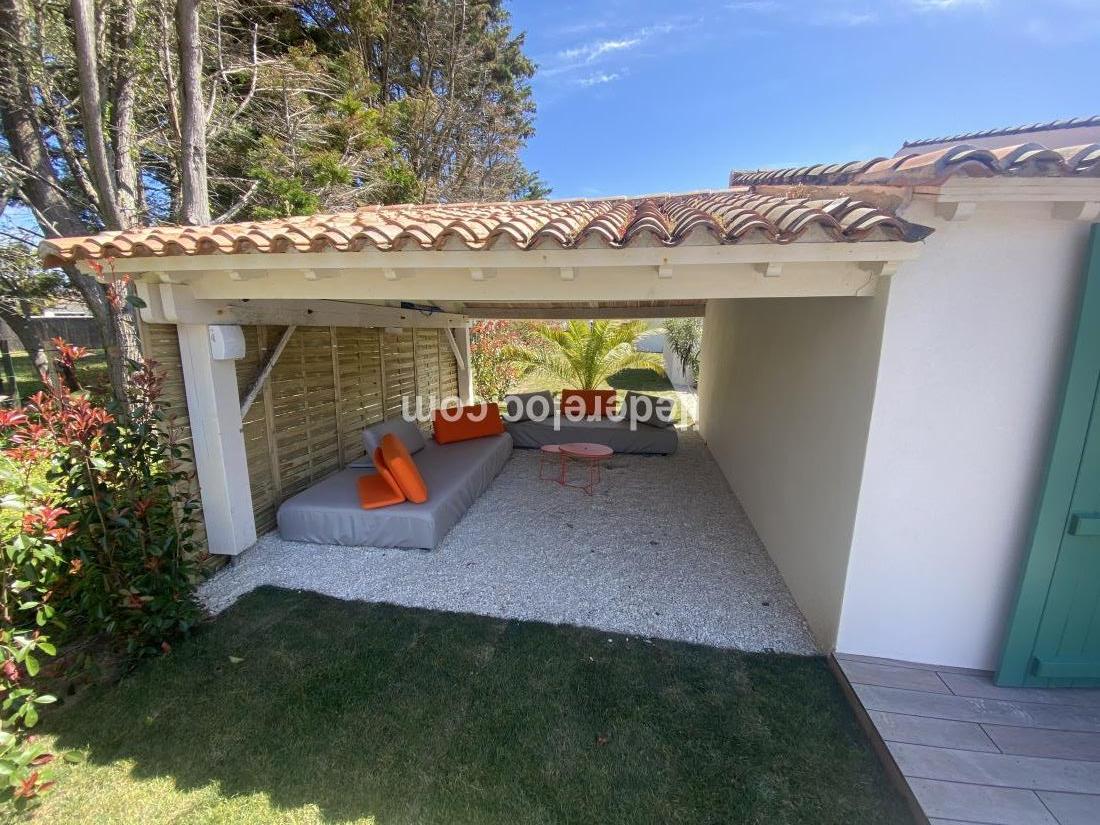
[176,324,257,555]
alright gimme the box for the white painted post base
[176,324,257,555]
[452,326,474,404]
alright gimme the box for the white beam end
[935,200,977,222]
[657,264,673,279]
[755,262,783,278]
[1052,201,1100,222]
[559,267,576,281]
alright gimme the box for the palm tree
[502,320,665,390]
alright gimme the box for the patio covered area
[42,189,934,655]
[200,430,817,654]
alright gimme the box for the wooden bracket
[240,325,297,418]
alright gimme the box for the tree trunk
[69,0,126,229]
[0,308,49,382]
[176,0,210,225]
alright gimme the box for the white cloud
[558,38,641,64]
[577,72,622,87]
[909,0,990,9]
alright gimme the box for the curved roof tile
[729,141,1100,187]
[903,116,1100,149]
[39,190,931,267]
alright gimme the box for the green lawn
[1,349,109,400]
[35,588,912,825]
[518,368,693,425]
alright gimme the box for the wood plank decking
[835,653,1100,825]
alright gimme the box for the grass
[518,368,694,425]
[1,349,109,400]
[35,588,913,825]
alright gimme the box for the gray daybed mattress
[277,432,512,549]
[505,417,677,454]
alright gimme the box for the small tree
[503,320,665,390]
[0,245,74,382]
[469,320,543,400]
[663,317,703,385]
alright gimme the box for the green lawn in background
[1,349,109,400]
[35,587,914,825]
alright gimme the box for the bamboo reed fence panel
[440,333,459,399]
[382,328,416,420]
[333,326,384,466]
[415,329,441,405]
[141,323,206,549]
[144,321,461,550]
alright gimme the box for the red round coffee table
[538,444,566,484]
[558,442,614,495]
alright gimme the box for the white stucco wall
[837,201,1092,670]
[698,291,889,647]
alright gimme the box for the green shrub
[0,342,205,813]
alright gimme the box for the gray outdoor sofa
[503,390,679,455]
[277,419,512,550]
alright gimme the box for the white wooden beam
[755,262,782,278]
[176,324,257,556]
[90,240,923,277]
[657,264,673,279]
[226,269,266,281]
[559,267,575,281]
[240,325,297,418]
[136,285,467,328]
[185,262,906,302]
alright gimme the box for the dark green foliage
[39,588,914,824]
[45,358,205,658]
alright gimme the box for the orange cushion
[380,432,428,503]
[356,473,405,510]
[432,403,505,445]
[561,389,617,417]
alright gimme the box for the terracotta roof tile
[39,190,930,267]
[903,116,1100,149]
[728,142,1100,188]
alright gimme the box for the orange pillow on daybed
[561,389,616,417]
[380,432,429,503]
[432,403,504,445]
[356,447,406,509]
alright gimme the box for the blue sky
[510,0,1099,199]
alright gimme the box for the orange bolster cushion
[380,432,428,503]
[432,403,505,445]
[561,389,617,417]
[357,447,406,509]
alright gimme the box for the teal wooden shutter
[998,224,1100,687]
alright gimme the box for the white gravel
[199,430,818,654]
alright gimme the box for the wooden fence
[0,317,103,350]
[144,323,460,544]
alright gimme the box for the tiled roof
[728,142,1100,188]
[903,116,1100,149]
[39,191,930,267]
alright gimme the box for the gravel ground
[199,431,818,654]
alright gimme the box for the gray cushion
[278,433,513,549]
[625,391,675,429]
[505,417,677,455]
[360,418,427,463]
[504,390,554,422]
